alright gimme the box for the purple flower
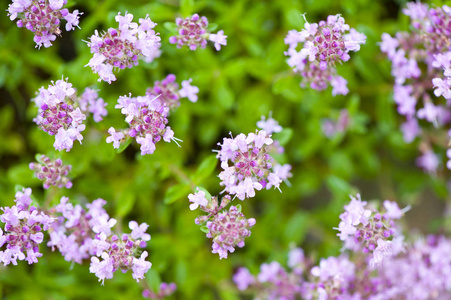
[7,0,82,48]
[256,114,283,135]
[188,189,209,211]
[30,155,72,189]
[209,30,228,51]
[285,14,366,95]
[206,206,255,259]
[90,253,114,285]
[131,251,152,282]
[216,130,282,200]
[106,127,124,149]
[179,79,200,103]
[129,221,151,241]
[146,75,199,109]
[416,150,439,174]
[0,188,52,266]
[233,267,255,291]
[86,13,161,83]
[170,14,227,51]
[110,92,181,155]
[32,78,106,151]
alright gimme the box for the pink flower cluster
[146,74,199,110]
[169,14,227,51]
[216,129,290,200]
[86,12,161,83]
[0,188,53,265]
[107,75,198,155]
[48,196,152,284]
[336,194,409,267]
[32,78,107,152]
[234,195,451,299]
[285,14,366,95]
[7,0,82,48]
[29,154,72,189]
[380,2,451,173]
[188,190,255,259]
[188,116,291,259]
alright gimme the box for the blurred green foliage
[0,0,449,299]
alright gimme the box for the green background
[0,0,449,299]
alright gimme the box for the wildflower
[29,155,72,189]
[32,78,107,151]
[169,14,227,51]
[146,74,199,110]
[86,12,161,83]
[7,0,82,48]
[108,92,181,155]
[0,188,52,265]
[206,205,255,259]
[284,14,366,95]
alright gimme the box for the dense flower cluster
[146,74,199,109]
[232,194,451,300]
[381,2,451,173]
[188,190,255,259]
[285,14,366,95]
[0,188,53,266]
[7,0,82,48]
[47,196,151,284]
[86,12,161,83]
[32,78,107,152]
[29,155,72,189]
[107,90,184,155]
[216,126,292,200]
[142,282,177,299]
[169,14,227,51]
[187,116,291,259]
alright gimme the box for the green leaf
[207,23,218,32]
[116,187,136,217]
[163,22,178,33]
[180,0,195,16]
[200,226,209,233]
[272,128,293,146]
[326,175,352,196]
[163,184,191,205]
[116,136,132,154]
[14,184,25,193]
[235,204,242,213]
[145,269,162,293]
[192,155,218,184]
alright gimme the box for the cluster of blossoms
[380,2,451,174]
[335,194,409,267]
[0,188,53,265]
[234,194,451,299]
[29,155,72,189]
[32,78,107,152]
[145,74,199,110]
[169,14,227,51]
[86,12,161,83]
[284,14,366,96]
[7,0,81,48]
[188,190,256,259]
[216,115,292,200]
[0,189,155,285]
[106,77,197,155]
[188,115,291,259]
[142,282,177,299]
